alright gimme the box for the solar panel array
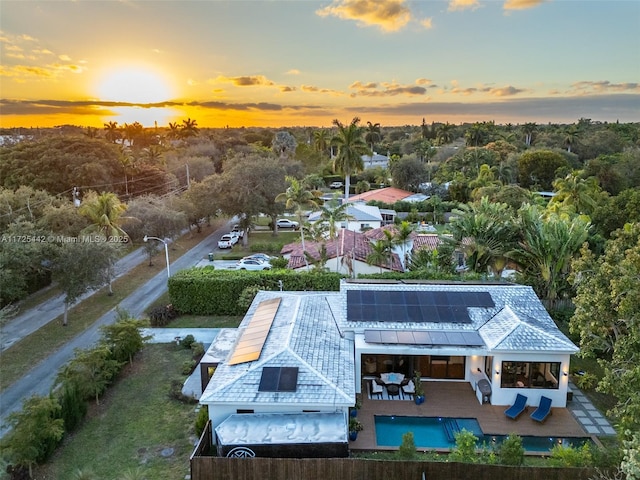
[228,297,281,366]
[258,367,299,392]
[364,329,485,347]
[346,290,494,324]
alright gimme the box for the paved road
[0,223,232,438]
[0,246,150,352]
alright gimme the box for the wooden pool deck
[351,380,587,451]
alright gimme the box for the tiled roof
[348,187,415,204]
[282,228,403,271]
[200,291,354,406]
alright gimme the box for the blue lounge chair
[504,393,528,420]
[530,396,553,422]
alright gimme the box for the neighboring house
[308,203,385,233]
[280,227,403,274]
[361,152,389,169]
[348,187,418,205]
[197,280,578,457]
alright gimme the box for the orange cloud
[503,0,547,10]
[213,75,276,87]
[350,80,427,96]
[316,0,412,32]
[448,0,481,12]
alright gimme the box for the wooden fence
[190,457,597,480]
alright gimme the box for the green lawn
[34,344,197,480]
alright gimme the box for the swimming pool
[374,416,591,452]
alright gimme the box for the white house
[198,280,578,454]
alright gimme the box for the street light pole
[143,235,170,278]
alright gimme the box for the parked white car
[231,225,244,238]
[276,219,300,230]
[329,181,344,189]
[234,258,271,271]
[243,253,274,263]
[218,233,237,249]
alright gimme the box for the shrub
[449,429,478,463]
[168,379,197,404]
[238,285,261,312]
[398,431,417,460]
[195,405,209,437]
[182,359,196,375]
[269,256,289,269]
[549,443,593,467]
[148,304,178,327]
[180,334,195,349]
[498,434,524,466]
[191,341,205,359]
[57,382,87,432]
[575,371,599,390]
[250,242,285,254]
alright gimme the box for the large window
[500,361,560,389]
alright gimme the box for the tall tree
[366,229,395,272]
[447,197,518,277]
[180,118,199,138]
[365,121,382,151]
[78,191,130,240]
[313,128,330,156]
[509,204,590,304]
[521,122,537,147]
[103,121,121,143]
[52,240,120,325]
[275,176,322,268]
[550,171,601,216]
[331,117,370,202]
[570,223,640,434]
[272,131,298,161]
[436,122,455,145]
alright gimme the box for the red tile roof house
[281,227,404,274]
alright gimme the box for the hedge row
[168,268,343,315]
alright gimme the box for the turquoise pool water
[374,415,591,452]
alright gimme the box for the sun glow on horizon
[96,67,173,104]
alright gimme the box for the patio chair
[401,380,415,400]
[504,393,528,420]
[370,380,384,399]
[530,395,553,423]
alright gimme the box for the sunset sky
[1,0,639,129]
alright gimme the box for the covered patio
[351,381,587,451]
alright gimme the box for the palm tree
[103,121,121,143]
[446,197,519,277]
[365,121,382,151]
[78,191,129,239]
[550,171,600,216]
[117,147,136,197]
[521,122,537,147]
[331,117,370,202]
[367,237,393,273]
[167,122,181,140]
[393,221,415,270]
[436,122,455,145]
[78,192,130,295]
[317,197,354,240]
[275,176,322,269]
[313,128,330,155]
[181,118,199,138]
[563,125,582,153]
[509,204,590,305]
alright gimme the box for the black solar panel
[258,367,299,392]
[346,289,495,323]
[362,329,485,347]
